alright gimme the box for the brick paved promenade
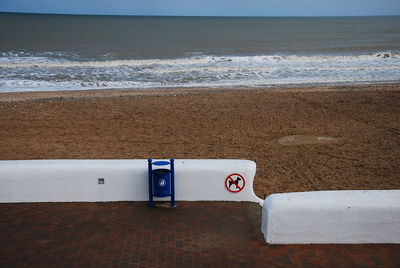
[1,202,399,267]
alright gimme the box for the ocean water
[0,13,400,92]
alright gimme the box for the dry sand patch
[278,135,338,146]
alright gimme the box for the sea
[1,12,400,92]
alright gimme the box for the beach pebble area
[0,84,399,197]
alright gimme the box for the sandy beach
[1,83,399,197]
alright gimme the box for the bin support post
[147,158,154,207]
[170,158,175,207]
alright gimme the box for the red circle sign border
[225,173,246,193]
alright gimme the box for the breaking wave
[1,51,399,92]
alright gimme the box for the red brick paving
[0,202,399,267]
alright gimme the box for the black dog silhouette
[228,177,242,189]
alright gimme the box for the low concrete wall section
[0,159,262,204]
[262,190,400,244]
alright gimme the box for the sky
[0,0,399,17]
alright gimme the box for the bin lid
[152,161,170,166]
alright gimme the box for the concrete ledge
[0,159,262,204]
[262,190,400,244]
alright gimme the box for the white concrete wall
[0,159,262,204]
[262,190,400,244]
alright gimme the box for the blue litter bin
[147,158,176,207]
[152,169,171,197]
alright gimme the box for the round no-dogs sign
[225,173,245,193]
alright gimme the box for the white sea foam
[1,52,399,92]
[1,52,399,67]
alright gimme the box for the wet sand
[1,84,399,197]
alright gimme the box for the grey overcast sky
[0,0,399,16]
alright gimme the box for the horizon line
[1,11,399,18]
